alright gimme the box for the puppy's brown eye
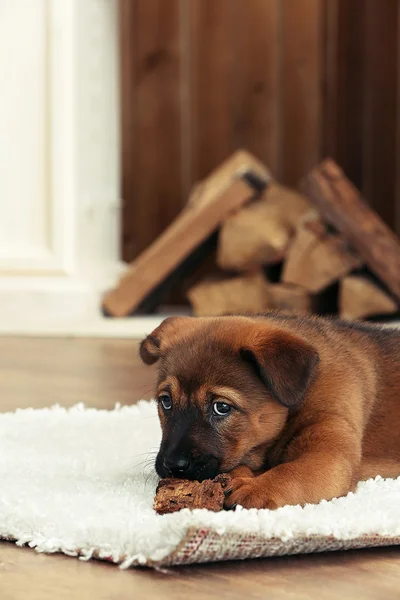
[159,394,172,410]
[212,401,232,417]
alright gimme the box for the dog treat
[217,182,310,271]
[154,474,231,515]
[340,275,398,321]
[187,272,270,317]
[282,213,362,293]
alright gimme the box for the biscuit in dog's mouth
[153,474,231,514]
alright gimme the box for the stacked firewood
[103,152,400,321]
[188,177,397,321]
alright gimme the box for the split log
[282,213,362,293]
[339,275,398,321]
[102,150,271,317]
[300,159,400,301]
[268,283,315,315]
[187,272,270,317]
[217,183,310,271]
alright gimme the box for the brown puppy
[139,313,400,509]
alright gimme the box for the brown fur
[139,313,400,509]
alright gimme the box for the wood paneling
[398,5,400,236]
[322,0,400,225]
[322,0,367,190]
[233,0,280,174]
[362,0,399,224]
[188,0,238,182]
[280,0,324,185]
[120,0,400,263]
[120,0,183,261]
[119,0,136,262]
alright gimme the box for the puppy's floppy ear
[139,335,161,365]
[241,329,320,409]
[139,316,194,365]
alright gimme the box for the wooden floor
[0,337,399,600]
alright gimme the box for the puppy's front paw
[224,477,279,510]
[228,465,256,479]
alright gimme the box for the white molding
[0,315,168,339]
[0,249,69,276]
[0,0,75,276]
[0,0,122,332]
[46,0,76,275]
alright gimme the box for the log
[187,272,270,317]
[217,182,310,271]
[300,159,400,301]
[282,213,362,293]
[102,150,271,316]
[339,275,398,321]
[268,283,315,315]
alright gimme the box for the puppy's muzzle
[156,451,220,481]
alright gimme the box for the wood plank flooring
[0,337,399,600]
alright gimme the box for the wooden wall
[120,0,400,261]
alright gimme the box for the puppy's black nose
[174,457,190,473]
[163,456,190,476]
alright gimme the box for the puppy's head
[140,316,319,481]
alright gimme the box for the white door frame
[0,1,166,337]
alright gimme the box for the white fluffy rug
[1,401,400,568]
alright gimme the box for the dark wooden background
[119,0,400,262]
